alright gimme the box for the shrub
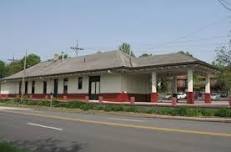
[0,141,29,152]
[1,99,231,118]
[124,106,138,112]
[214,108,231,117]
[79,103,93,111]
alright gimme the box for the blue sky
[0,0,230,63]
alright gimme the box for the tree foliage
[213,40,231,93]
[178,51,193,57]
[118,42,135,57]
[55,51,69,60]
[214,41,231,67]
[139,53,152,57]
[0,60,6,78]
[0,53,41,77]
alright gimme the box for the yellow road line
[2,110,231,137]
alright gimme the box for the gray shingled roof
[136,52,198,67]
[4,50,212,80]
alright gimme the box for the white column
[187,69,193,92]
[205,74,211,93]
[152,72,157,93]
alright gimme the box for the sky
[0,0,230,63]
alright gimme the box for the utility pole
[20,51,27,103]
[70,40,84,56]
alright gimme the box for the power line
[132,35,229,48]
[221,0,231,6]
[70,40,84,57]
[217,0,231,12]
[144,17,229,50]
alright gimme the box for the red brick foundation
[204,93,211,104]
[0,93,151,102]
[187,92,194,104]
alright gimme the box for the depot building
[0,50,218,104]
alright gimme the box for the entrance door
[53,79,58,97]
[89,76,100,100]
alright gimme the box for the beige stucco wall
[0,72,150,95]
[100,73,122,93]
[121,74,150,94]
[68,76,89,94]
[35,80,43,94]
[0,81,19,94]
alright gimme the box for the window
[43,81,47,94]
[63,78,68,94]
[25,81,28,94]
[78,77,83,89]
[32,81,35,94]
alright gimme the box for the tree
[178,51,193,57]
[5,61,23,76]
[21,53,41,68]
[118,42,135,57]
[5,53,41,76]
[214,41,231,67]
[0,60,6,78]
[213,40,231,94]
[139,53,152,57]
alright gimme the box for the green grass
[0,141,29,152]
[1,99,231,117]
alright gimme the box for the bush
[0,141,29,152]
[214,108,231,117]
[79,103,93,111]
[1,99,231,118]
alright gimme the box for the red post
[151,93,158,103]
[172,97,177,107]
[130,97,135,104]
[45,95,49,99]
[187,92,194,104]
[229,97,231,108]
[85,96,89,102]
[63,95,67,100]
[204,93,211,104]
[99,96,103,103]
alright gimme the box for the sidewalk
[89,99,230,108]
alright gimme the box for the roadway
[0,107,230,152]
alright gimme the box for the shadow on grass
[11,138,82,152]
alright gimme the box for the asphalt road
[0,107,231,152]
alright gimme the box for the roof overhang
[1,61,219,82]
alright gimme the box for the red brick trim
[0,94,17,98]
[57,94,88,100]
[0,93,151,102]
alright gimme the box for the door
[89,76,100,100]
[53,79,58,97]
